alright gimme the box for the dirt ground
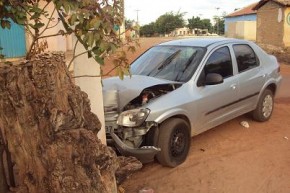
[105,37,290,193]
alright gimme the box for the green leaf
[34,23,45,29]
[127,46,136,53]
[63,1,70,13]
[94,56,104,65]
[69,14,77,25]
[118,69,125,80]
[78,14,84,23]
[1,20,11,29]
[100,41,109,51]
[31,6,42,13]
[89,17,101,29]
[31,13,41,20]
[87,33,94,47]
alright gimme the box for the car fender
[259,76,282,98]
[150,108,192,126]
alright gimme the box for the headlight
[117,108,150,127]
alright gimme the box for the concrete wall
[73,37,106,144]
[256,1,284,47]
[227,21,256,41]
[224,14,256,33]
[284,7,290,47]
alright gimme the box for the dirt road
[105,37,290,193]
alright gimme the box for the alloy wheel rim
[262,95,273,118]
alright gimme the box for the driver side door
[195,46,239,132]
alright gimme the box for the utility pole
[216,7,220,35]
[135,9,140,37]
[135,9,140,24]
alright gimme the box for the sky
[125,0,258,25]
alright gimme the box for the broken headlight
[117,108,150,127]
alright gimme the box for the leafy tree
[140,22,156,37]
[213,15,225,35]
[155,11,185,35]
[0,0,139,193]
[188,16,212,31]
[0,0,135,76]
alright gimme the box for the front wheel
[156,118,191,167]
[252,89,274,122]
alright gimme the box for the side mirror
[205,73,223,85]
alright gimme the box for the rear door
[232,44,265,111]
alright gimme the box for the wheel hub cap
[262,95,273,118]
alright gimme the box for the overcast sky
[125,0,258,25]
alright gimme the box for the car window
[205,46,233,78]
[233,44,259,73]
[130,46,206,82]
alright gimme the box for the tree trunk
[0,52,118,193]
[0,135,9,193]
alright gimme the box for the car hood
[103,75,181,110]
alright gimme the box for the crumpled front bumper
[110,132,160,163]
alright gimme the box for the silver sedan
[103,38,282,167]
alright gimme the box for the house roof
[225,2,258,18]
[253,0,290,10]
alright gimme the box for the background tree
[140,22,156,37]
[187,16,212,31]
[213,12,226,35]
[155,11,185,35]
[125,19,135,29]
[0,0,140,193]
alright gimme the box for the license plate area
[105,121,118,133]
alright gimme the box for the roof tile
[226,2,258,18]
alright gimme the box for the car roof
[159,38,249,48]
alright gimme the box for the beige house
[173,27,191,36]
[254,0,290,49]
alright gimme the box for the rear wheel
[156,118,191,167]
[252,89,274,122]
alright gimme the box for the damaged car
[103,38,282,167]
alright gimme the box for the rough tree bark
[0,133,9,193]
[0,52,119,193]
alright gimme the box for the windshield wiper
[157,50,181,70]
[174,51,197,81]
[147,50,181,77]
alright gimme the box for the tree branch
[57,10,92,60]
[73,64,122,79]
[39,7,56,37]
[36,31,69,41]
[68,48,95,71]
[68,40,79,70]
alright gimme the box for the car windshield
[130,45,205,82]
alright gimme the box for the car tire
[156,118,191,167]
[252,89,274,122]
